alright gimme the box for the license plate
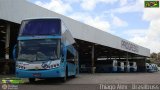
[32,73,41,77]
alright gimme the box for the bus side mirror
[13,44,17,61]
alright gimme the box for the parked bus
[124,61,130,72]
[129,62,137,72]
[117,61,124,72]
[146,63,159,72]
[146,63,152,72]
[13,18,79,83]
[150,64,158,72]
[96,59,117,73]
[112,60,118,72]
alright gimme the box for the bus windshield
[17,39,60,61]
[19,19,61,36]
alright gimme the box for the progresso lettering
[121,40,139,53]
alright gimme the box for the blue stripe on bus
[18,36,61,40]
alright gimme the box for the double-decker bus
[13,18,79,83]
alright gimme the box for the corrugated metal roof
[0,0,150,57]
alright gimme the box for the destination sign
[121,40,139,53]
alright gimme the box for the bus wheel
[73,74,77,78]
[73,69,77,78]
[29,78,35,83]
[61,67,68,82]
[62,75,66,82]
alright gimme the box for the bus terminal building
[0,0,150,74]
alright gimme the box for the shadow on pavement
[24,76,76,85]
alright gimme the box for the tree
[150,52,160,66]
[150,52,157,60]
[157,52,160,61]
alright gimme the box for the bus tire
[29,78,35,83]
[73,68,77,78]
[61,66,68,82]
[73,72,77,78]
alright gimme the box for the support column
[144,57,147,72]
[126,52,130,72]
[5,23,10,60]
[91,44,95,73]
[126,52,128,61]
[139,57,146,72]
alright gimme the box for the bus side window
[66,50,75,63]
[61,45,64,62]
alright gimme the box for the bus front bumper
[16,68,65,78]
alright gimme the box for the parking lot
[65,72,160,84]
[34,72,160,84]
[1,72,160,90]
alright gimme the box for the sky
[27,0,160,53]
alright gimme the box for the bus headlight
[17,65,25,70]
[51,64,60,68]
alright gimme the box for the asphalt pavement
[1,72,160,90]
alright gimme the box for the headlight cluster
[41,63,60,69]
[50,64,59,68]
[16,65,25,69]
[51,63,60,68]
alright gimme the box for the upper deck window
[19,19,61,36]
